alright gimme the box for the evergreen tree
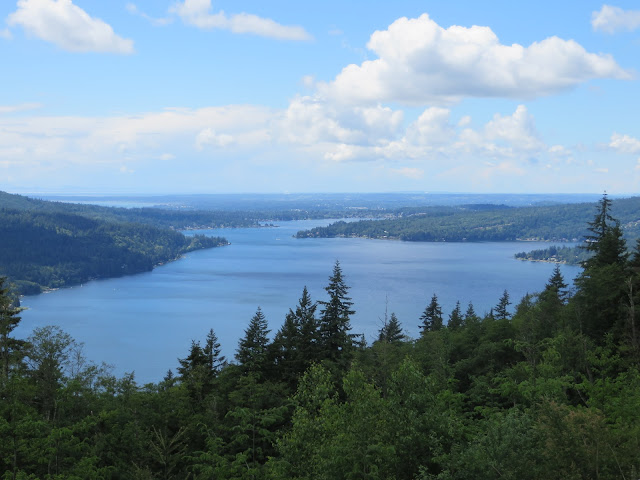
[378,313,404,343]
[465,302,479,324]
[495,290,511,321]
[203,329,226,376]
[0,277,25,384]
[177,340,207,378]
[318,261,355,363]
[419,294,443,333]
[236,307,271,373]
[448,301,464,330]
[542,265,569,304]
[292,286,320,364]
[575,194,629,340]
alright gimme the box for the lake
[18,219,580,383]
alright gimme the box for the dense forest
[0,192,228,295]
[1,194,640,478]
[515,245,592,265]
[296,195,640,244]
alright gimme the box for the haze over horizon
[2,1,640,195]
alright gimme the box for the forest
[1,194,640,479]
[0,192,228,295]
[296,195,640,244]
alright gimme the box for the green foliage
[3,201,640,479]
[0,202,228,294]
[297,196,640,244]
[318,261,356,366]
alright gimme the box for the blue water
[18,219,580,383]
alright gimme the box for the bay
[18,219,580,383]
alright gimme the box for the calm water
[18,219,580,383]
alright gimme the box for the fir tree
[465,302,479,324]
[495,290,511,321]
[203,329,226,376]
[542,264,569,304]
[378,313,404,343]
[419,294,443,333]
[575,194,629,339]
[0,277,25,383]
[270,286,320,386]
[318,261,355,363]
[236,307,271,373]
[177,340,206,377]
[448,301,464,330]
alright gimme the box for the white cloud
[608,133,640,154]
[170,0,312,41]
[0,102,42,114]
[277,96,403,146]
[0,105,273,170]
[0,28,12,39]
[195,128,234,150]
[320,13,629,105]
[126,3,172,27]
[484,105,544,151]
[405,107,455,146]
[592,5,640,34]
[457,116,471,127]
[7,0,134,54]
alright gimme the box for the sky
[1,0,640,194]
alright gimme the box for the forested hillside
[296,195,640,243]
[1,195,640,478]
[0,192,227,294]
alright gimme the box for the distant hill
[0,192,227,294]
[296,196,640,244]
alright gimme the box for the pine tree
[465,302,479,324]
[318,261,355,363]
[270,287,320,386]
[292,286,320,363]
[0,277,25,384]
[203,329,226,376]
[419,294,443,333]
[575,194,629,339]
[542,264,568,304]
[494,290,511,321]
[177,341,206,377]
[378,313,404,343]
[448,301,464,330]
[236,307,271,373]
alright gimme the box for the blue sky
[1,0,640,194]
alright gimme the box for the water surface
[19,219,579,383]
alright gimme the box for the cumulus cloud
[484,105,544,151]
[195,128,234,150]
[170,0,312,41]
[608,133,640,154]
[277,96,403,146]
[319,13,629,105]
[592,5,640,34]
[7,0,134,53]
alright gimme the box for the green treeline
[0,191,377,230]
[515,244,591,265]
[0,194,228,294]
[1,194,640,478]
[297,196,640,243]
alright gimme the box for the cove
[18,219,581,383]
